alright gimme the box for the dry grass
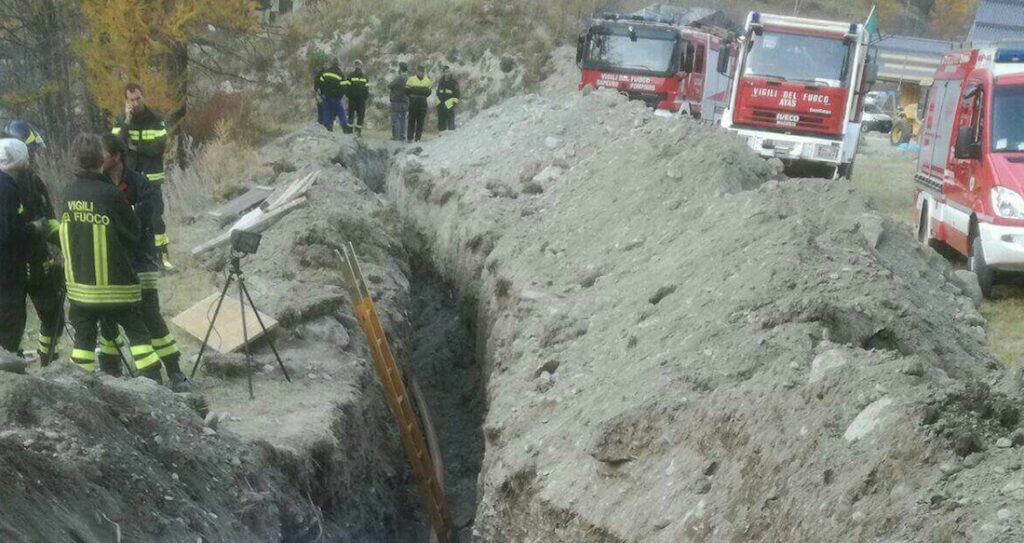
[852,134,1024,366]
[189,121,271,202]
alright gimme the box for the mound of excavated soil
[386,86,1024,541]
[0,127,424,543]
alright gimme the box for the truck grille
[627,91,667,109]
[749,108,831,131]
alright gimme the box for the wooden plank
[191,196,309,256]
[172,293,278,354]
[263,171,317,211]
[207,187,273,222]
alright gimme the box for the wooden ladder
[337,243,454,543]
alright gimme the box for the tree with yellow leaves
[75,0,257,161]
[931,0,975,39]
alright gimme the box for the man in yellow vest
[406,65,432,143]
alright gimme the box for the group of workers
[314,59,462,142]
[0,83,190,392]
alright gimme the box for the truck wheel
[969,235,994,299]
[837,163,854,180]
[917,204,929,245]
[890,121,912,146]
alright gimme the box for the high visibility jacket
[59,171,142,305]
[318,68,350,99]
[112,107,167,185]
[347,68,369,101]
[0,170,30,287]
[115,167,162,287]
[437,77,461,111]
[14,169,59,284]
[406,76,432,109]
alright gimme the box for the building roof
[970,0,1024,43]
[873,34,957,84]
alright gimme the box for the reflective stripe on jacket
[59,171,142,305]
[112,107,167,185]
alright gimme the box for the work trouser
[0,281,26,354]
[390,101,408,142]
[348,98,367,134]
[320,98,347,131]
[25,272,64,365]
[68,301,160,376]
[316,99,325,126]
[99,285,181,376]
[437,106,456,132]
[149,184,171,265]
[408,104,427,142]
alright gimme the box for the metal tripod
[188,252,291,399]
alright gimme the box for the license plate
[815,144,840,161]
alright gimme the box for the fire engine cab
[576,12,736,122]
[721,12,877,178]
[913,46,1024,297]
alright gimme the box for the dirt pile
[385,85,1024,541]
[0,126,425,542]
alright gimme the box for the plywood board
[172,292,279,354]
[208,187,273,222]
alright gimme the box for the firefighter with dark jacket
[59,133,164,382]
[96,135,190,391]
[1,120,64,364]
[436,66,461,132]
[112,83,173,271]
[346,59,370,135]
[406,65,432,142]
[0,138,33,355]
[317,60,350,132]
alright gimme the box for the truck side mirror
[954,126,981,160]
[864,62,878,87]
[576,35,585,66]
[717,46,731,75]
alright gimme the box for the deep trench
[405,259,487,536]
[343,143,487,539]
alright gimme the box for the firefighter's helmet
[1,120,46,151]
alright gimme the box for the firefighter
[388,62,410,142]
[59,134,163,382]
[112,83,173,272]
[346,59,370,136]
[314,59,328,126]
[436,66,461,132]
[0,138,32,355]
[1,121,64,365]
[406,65,432,143]
[317,59,350,132]
[97,135,190,391]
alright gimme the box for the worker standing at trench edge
[406,64,432,143]
[59,133,163,382]
[318,59,350,132]
[97,134,191,391]
[389,62,410,142]
[436,66,460,132]
[0,139,34,356]
[112,83,173,272]
[1,121,64,365]
[346,59,370,136]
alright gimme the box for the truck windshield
[584,29,678,75]
[992,84,1024,152]
[743,30,851,87]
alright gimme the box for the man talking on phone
[111,83,173,271]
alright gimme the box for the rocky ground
[6,49,1024,543]
[385,84,1024,541]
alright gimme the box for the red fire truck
[721,12,877,178]
[576,13,736,122]
[913,46,1024,297]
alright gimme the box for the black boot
[138,364,163,384]
[98,354,123,377]
[163,357,192,393]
